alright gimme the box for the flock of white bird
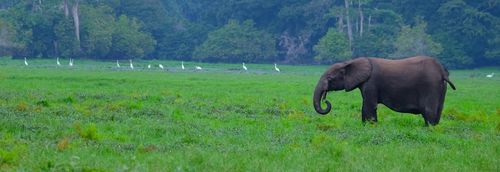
[23,57,282,72]
[21,58,498,76]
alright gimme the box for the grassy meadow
[0,58,499,171]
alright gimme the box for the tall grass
[0,58,499,171]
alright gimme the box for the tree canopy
[0,0,498,68]
[390,20,443,59]
[314,28,352,63]
[194,20,276,62]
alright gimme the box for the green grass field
[0,58,499,171]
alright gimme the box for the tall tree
[194,20,276,62]
[390,20,442,58]
[71,0,80,43]
[344,0,353,49]
[314,28,352,63]
[79,4,115,58]
[108,15,155,59]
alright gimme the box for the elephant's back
[370,56,443,74]
[369,56,443,85]
[369,56,436,65]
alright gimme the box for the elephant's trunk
[313,80,332,115]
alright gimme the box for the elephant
[312,56,456,126]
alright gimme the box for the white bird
[274,63,280,72]
[486,73,494,78]
[57,57,61,66]
[116,60,120,67]
[24,57,28,66]
[242,62,247,71]
[195,66,202,70]
[181,61,185,70]
[129,59,134,69]
[148,64,151,69]
[159,64,164,70]
[69,58,73,67]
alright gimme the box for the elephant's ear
[344,58,372,91]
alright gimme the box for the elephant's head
[313,58,372,115]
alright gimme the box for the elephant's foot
[362,115,378,125]
[422,112,440,126]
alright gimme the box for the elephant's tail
[444,77,456,90]
[442,67,456,90]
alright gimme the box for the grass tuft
[74,122,99,141]
[0,135,26,166]
[36,100,50,107]
[56,137,70,151]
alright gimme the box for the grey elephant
[313,56,456,126]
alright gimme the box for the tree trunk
[54,41,58,56]
[355,19,359,34]
[64,0,69,18]
[338,14,344,33]
[344,0,353,49]
[358,0,364,38]
[39,0,42,11]
[72,0,80,42]
[279,32,309,63]
[368,15,372,31]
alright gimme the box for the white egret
[195,66,202,70]
[24,57,28,66]
[116,60,120,67]
[57,57,61,66]
[242,62,247,71]
[129,59,134,69]
[69,58,73,67]
[181,61,185,70]
[274,63,280,72]
[486,73,494,78]
[148,64,151,69]
[159,64,164,70]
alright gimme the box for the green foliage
[54,17,79,58]
[194,20,276,62]
[0,1,155,59]
[108,15,156,59]
[432,0,500,67]
[485,23,500,64]
[0,0,499,67]
[352,9,403,58]
[390,20,443,58]
[79,5,115,59]
[0,18,19,56]
[156,21,208,60]
[313,28,352,63]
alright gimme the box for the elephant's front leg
[361,91,378,123]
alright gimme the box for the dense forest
[0,0,499,68]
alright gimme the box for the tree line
[0,0,498,68]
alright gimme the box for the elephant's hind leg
[423,111,440,126]
[422,98,441,126]
[422,112,439,126]
[421,83,445,126]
